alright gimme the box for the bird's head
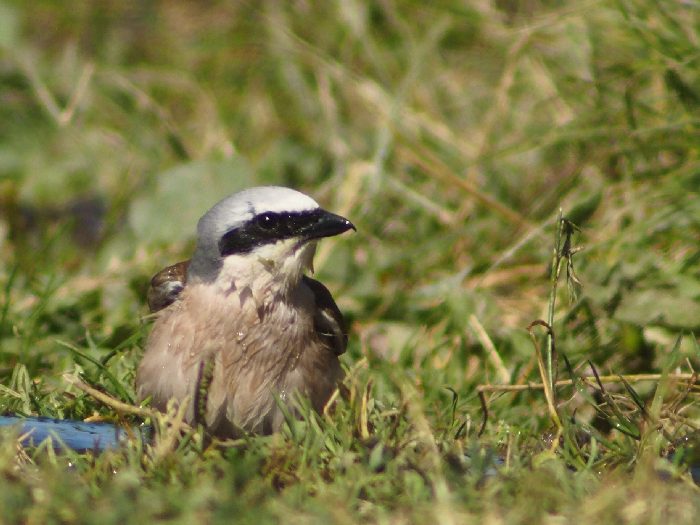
[188,186,355,290]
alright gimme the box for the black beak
[303,209,355,240]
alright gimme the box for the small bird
[136,186,355,437]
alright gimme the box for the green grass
[1,0,699,522]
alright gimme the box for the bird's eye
[256,212,280,231]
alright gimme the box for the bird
[136,186,355,437]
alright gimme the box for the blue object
[0,415,148,452]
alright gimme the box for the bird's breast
[138,278,330,435]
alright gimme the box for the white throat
[214,239,317,298]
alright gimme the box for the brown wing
[147,260,190,313]
[302,276,348,356]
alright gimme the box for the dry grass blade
[476,373,699,394]
[476,371,698,438]
[193,354,216,428]
[63,374,157,419]
[528,319,562,428]
[469,314,510,384]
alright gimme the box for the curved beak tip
[304,210,356,240]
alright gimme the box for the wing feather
[302,275,347,356]
[147,260,190,313]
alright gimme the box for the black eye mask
[218,208,354,257]
[218,209,326,256]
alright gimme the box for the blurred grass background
[0,0,699,523]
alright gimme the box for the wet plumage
[136,187,354,437]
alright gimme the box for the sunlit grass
[0,0,698,523]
